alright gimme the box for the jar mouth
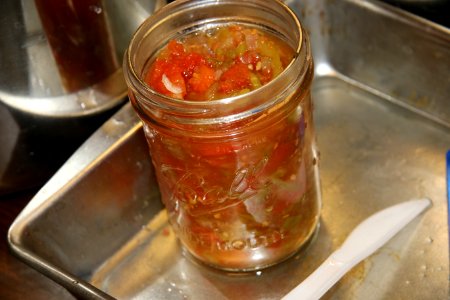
[124,0,311,123]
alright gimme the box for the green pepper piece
[258,42,283,77]
[250,73,261,89]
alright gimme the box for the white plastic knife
[282,198,431,300]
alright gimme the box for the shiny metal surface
[8,0,450,299]
[0,0,165,116]
[0,0,165,194]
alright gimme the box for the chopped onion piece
[162,74,183,94]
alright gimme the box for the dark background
[383,0,450,27]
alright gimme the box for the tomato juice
[35,0,118,92]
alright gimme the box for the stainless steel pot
[0,0,166,195]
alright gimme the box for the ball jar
[124,0,321,271]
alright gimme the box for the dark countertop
[0,191,75,300]
[0,1,447,299]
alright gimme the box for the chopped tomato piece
[218,62,251,94]
[145,59,186,98]
[144,59,167,94]
[188,64,215,93]
[179,53,205,79]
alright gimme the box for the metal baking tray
[8,0,450,299]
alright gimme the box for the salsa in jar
[125,0,320,271]
[144,26,294,101]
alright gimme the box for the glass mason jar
[124,0,321,271]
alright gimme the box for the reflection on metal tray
[8,0,450,299]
